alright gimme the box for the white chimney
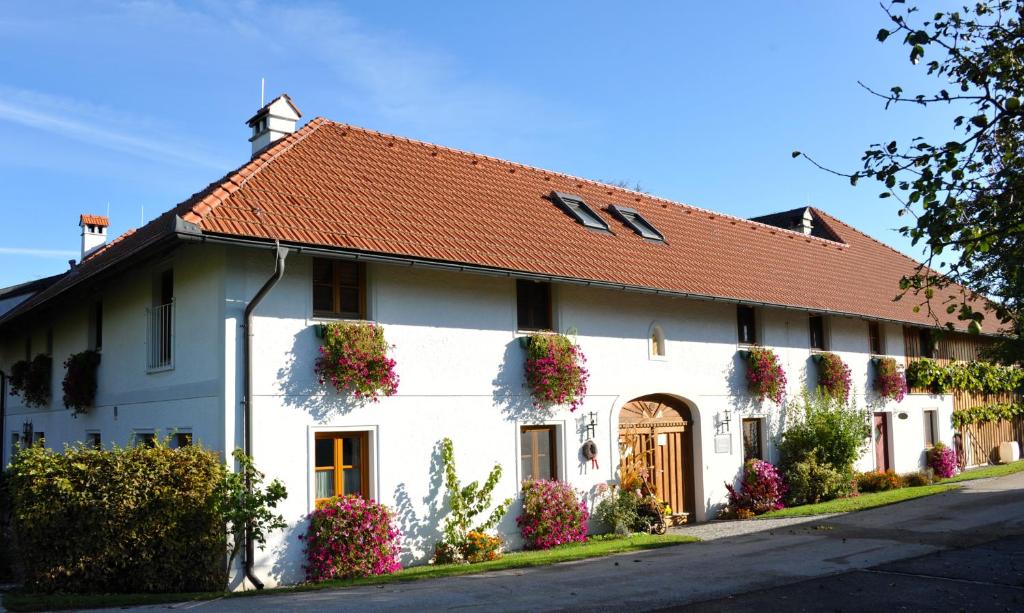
[246,94,302,157]
[79,214,109,260]
[793,207,814,235]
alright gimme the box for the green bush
[784,456,851,505]
[856,470,903,493]
[779,392,870,473]
[900,472,932,487]
[4,442,286,593]
[594,488,659,535]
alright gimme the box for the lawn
[938,460,1024,483]
[2,533,697,612]
[759,484,959,518]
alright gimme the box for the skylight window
[608,205,665,241]
[551,192,610,231]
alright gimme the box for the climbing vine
[951,403,1024,429]
[905,359,1024,395]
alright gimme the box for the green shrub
[4,442,286,593]
[856,470,903,493]
[433,437,511,564]
[594,488,660,535]
[778,392,870,473]
[900,472,931,487]
[784,456,851,505]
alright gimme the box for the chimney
[79,214,109,260]
[793,207,814,235]
[246,94,302,157]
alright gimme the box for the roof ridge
[181,117,328,225]
[320,119,846,248]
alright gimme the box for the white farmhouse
[0,95,992,588]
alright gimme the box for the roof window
[608,205,664,241]
[551,192,609,231]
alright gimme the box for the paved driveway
[116,472,1024,612]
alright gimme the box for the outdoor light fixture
[22,420,33,442]
[720,409,732,431]
[585,412,598,439]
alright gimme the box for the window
[551,192,610,231]
[33,432,45,445]
[314,432,369,503]
[737,306,758,345]
[868,321,883,355]
[90,301,103,351]
[742,418,764,462]
[923,410,938,448]
[650,324,666,357]
[148,269,174,370]
[135,432,156,448]
[85,432,101,449]
[809,315,827,351]
[918,328,935,359]
[312,259,366,319]
[608,205,664,241]
[520,426,558,481]
[174,432,192,448]
[516,280,552,331]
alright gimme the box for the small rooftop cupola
[79,214,109,260]
[246,94,302,157]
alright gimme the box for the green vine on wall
[905,359,1024,395]
[951,403,1024,429]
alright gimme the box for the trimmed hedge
[5,443,227,593]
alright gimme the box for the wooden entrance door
[619,397,694,520]
[874,412,890,471]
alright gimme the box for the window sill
[310,315,370,323]
[648,354,669,362]
[146,364,174,374]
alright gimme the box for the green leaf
[1005,97,1020,111]
[910,44,925,64]
[876,28,891,42]
[791,150,801,158]
[970,114,988,128]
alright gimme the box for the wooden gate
[618,396,694,521]
[960,417,1024,467]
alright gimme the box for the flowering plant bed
[927,442,958,479]
[523,333,589,412]
[874,357,907,403]
[815,352,852,401]
[315,321,398,402]
[724,459,787,518]
[62,350,102,415]
[517,480,589,549]
[744,347,786,403]
[301,495,402,582]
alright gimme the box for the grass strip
[3,533,697,612]
[938,460,1024,483]
[759,484,958,518]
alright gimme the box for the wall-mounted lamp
[719,409,732,432]
[585,412,597,439]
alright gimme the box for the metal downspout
[242,242,288,590]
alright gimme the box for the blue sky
[0,1,957,287]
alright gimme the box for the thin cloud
[0,88,230,170]
[0,246,77,258]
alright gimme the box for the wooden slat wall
[903,325,994,366]
[961,417,1024,467]
[952,390,1021,411]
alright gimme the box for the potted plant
[315,321,399,401]
[523,333,589,412]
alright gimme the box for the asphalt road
[112,471,1024,612]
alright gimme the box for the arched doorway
[618,395,696,522]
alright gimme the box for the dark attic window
[608,205,664,241]
[551,192,610,231]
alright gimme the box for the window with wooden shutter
[737,306,757,345]
[868,321,883,355]
[312,259,366,319]
[516,280,552,331]
[809,315,827,351]
[520,426,558,481]
[314,432,369,503]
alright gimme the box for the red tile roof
[79,214,109,227]
[1,117,989,332]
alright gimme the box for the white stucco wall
[0,242,957,590]
[1,244,226,464]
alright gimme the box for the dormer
[246,94,302,157]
